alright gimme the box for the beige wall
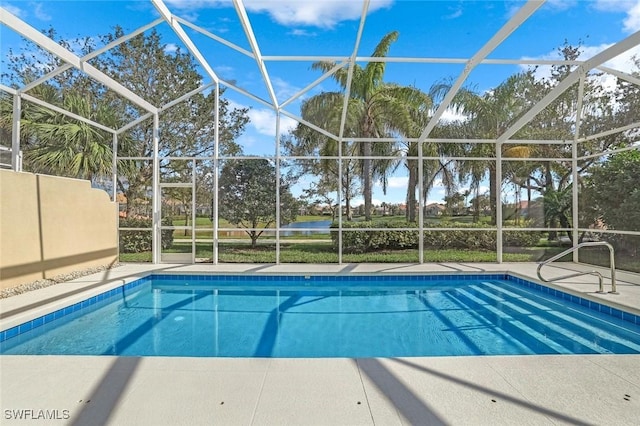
[0,170,118,290]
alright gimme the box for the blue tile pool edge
[0,275,153,343]
[1,273,638,343]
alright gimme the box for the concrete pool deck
[1,262,639,425]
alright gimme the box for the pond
[281,220,332,236]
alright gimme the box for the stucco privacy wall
[0,170,118,290]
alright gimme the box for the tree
[584,150,640,239]
[443,192,466,216]
[542,185,573,240]
[298,31,432,221]
[218,159,299,248]
[1,28,249,216]
[448,72,538,225]
[16,89,124,181]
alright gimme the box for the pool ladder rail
[536,241,618,294]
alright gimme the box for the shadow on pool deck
[71,357,141,426]
[381,357,591,425]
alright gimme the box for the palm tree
[25,93,121,181]
[1,85,126,181]
[302,31,432,221]
[448,72,538,225]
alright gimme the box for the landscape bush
[331,221,418,253]
[119,217,174,253]
[331,220,542,253]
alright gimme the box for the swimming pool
[1,274,639,357]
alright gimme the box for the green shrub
[331,220,542,253]
[503,220,544,247]
[423,224,495,250]
[119,217,174,253]
[331,221,419,253]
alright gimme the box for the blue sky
[2,0,640,205]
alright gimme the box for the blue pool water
[1,275,639,358]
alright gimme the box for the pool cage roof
[1,0,639,264]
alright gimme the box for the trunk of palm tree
[544,161,557,240]
[363,140,373,221]
[489,164,498,226]
[527,176,532,219]
[472,185,480,223]
[343,166,353,221]
[406,158,417,222]
[344,192,352,221]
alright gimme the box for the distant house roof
[425,203,445,210]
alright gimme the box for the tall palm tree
[302,31,432,220]
[449,72,537,225]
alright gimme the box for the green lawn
[120,241,535,264]
[118,241,638,273]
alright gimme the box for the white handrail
[537,241,618,294]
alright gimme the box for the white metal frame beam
[597,66,640,87]
[280,61,348,109]
[220,79,274,109]
[11,95,21,171]
[0,7,157,114]
[262,56,582,66]
[19,18,165,94]
[337,0,369,142]
[232,0,278,108]
[418,0,545,143]
[20,93,116,134]
[152,0,220,84]
[176,16,254,59]
[497,29,640,144]
[578,121,640,144]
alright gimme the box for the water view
[281,220,332,236]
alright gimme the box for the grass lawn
[120,241,533,263]
[118,242,637,273]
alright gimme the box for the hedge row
[119,217,174,253]
[331,221,542,253]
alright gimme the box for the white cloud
[351,198,384,207]
[592,0,640,33]
[32,3,51,21]
[521,42,640,84]
[547,0,578,10]
[164,43,179,54]
[3,4,25,18]
[165,0,394,29]
[624,1,640,32]
[228,99,297,140]
[214,65,235,79]
[247,0,392,28]
[444,8,462,20]
[439,108,468,123]
[272,77,302,103]
[592,0,637,12]
[3,2,50,21]
[426,187,446,205]
[288,29,317,37]
[247,107,297,136]
[386,176,408,189]
[236,133,258,149]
